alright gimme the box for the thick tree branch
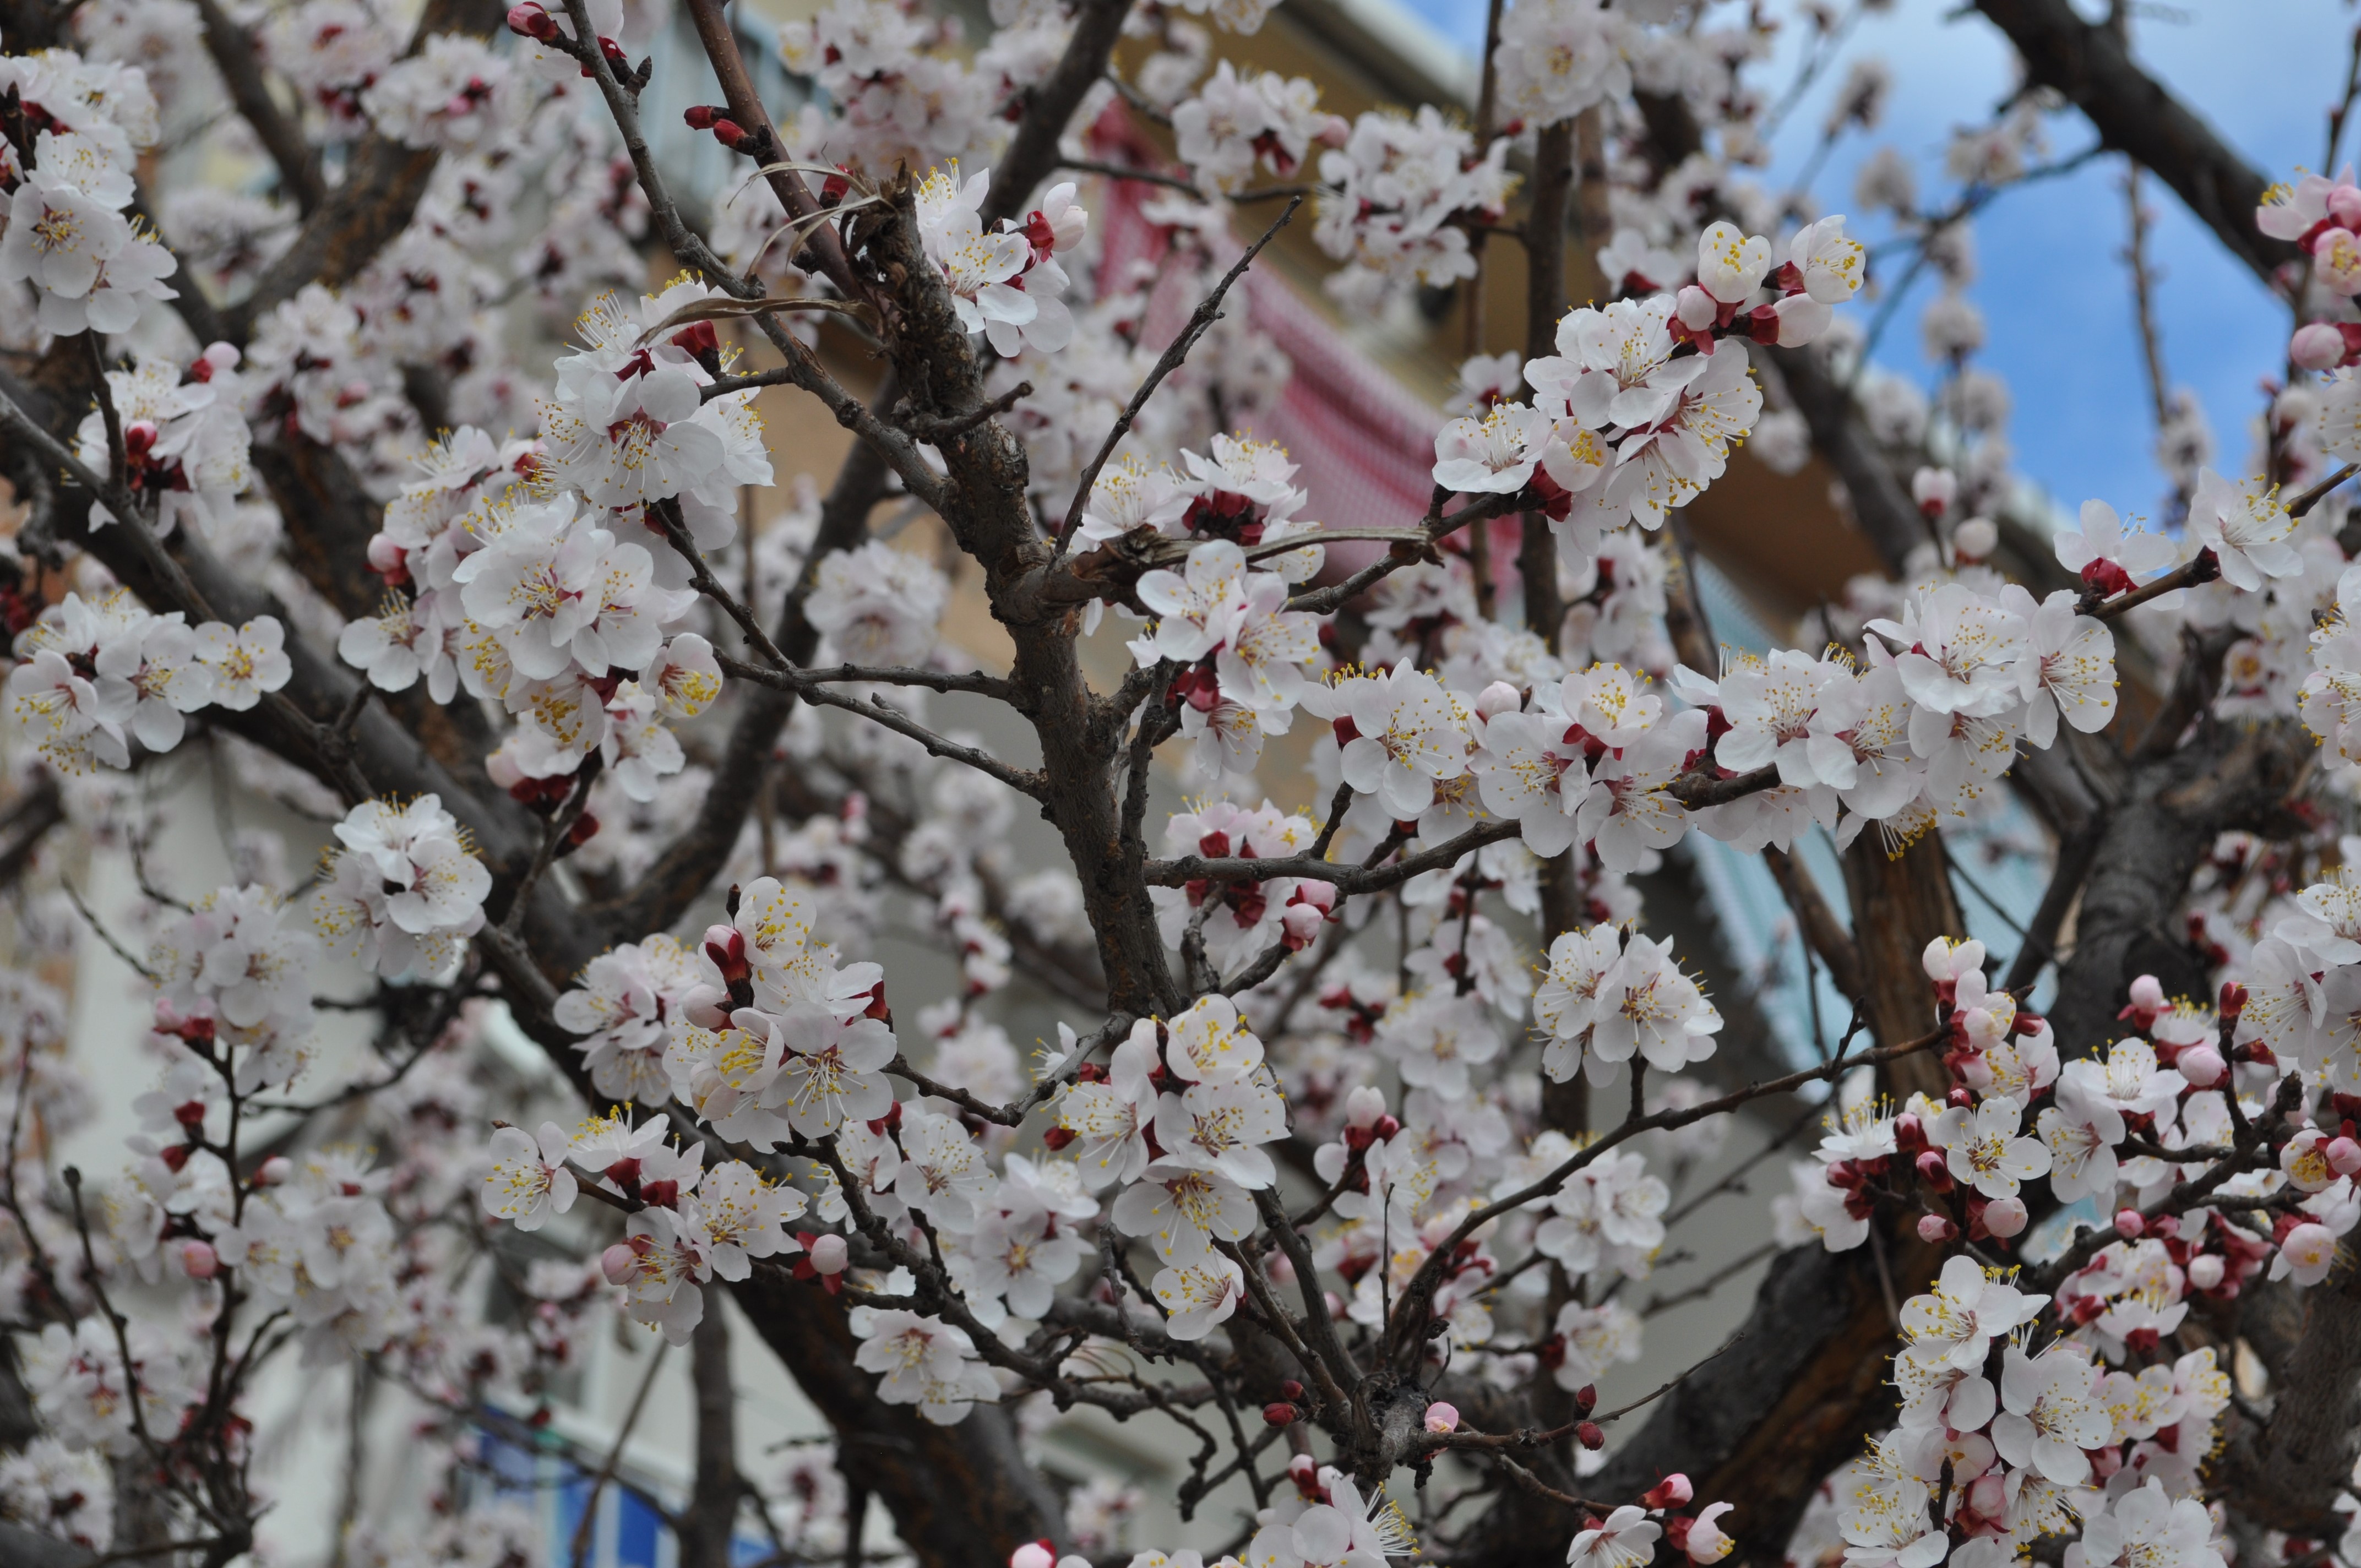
[1973,0,2304,290]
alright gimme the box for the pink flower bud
[1345,1085,1386,1129]
[1916,1214,1957,1244]
[2114,1208,2145,1239]
[1983,1196,2028,1238]
[1644,1474,1694,1510]
[1281,902,1325,951]
[1951,518,1998,562]
[259,1156,291,1186]
[1674,285,1719,331]
[1474,680,1522,720]
[2177,1044,2226,1087]
[601,1243,637,1286]
[1011,1542,1056,1568]
[2188,1254,2226,1290]
[808,1233,848,1273]
[2294,322,2349,370]
[1911,466,1957,518]
[179,1239,218,1279]
[2331,1136,2361,1177]
[1914,1150,1954,1193]
[1423,1402,1460,1434]
[2332,184,2361,227]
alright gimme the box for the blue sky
[1388,0,2352,522]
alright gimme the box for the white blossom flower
[1992,1344,2110,1484]
[2186,469,2303,591]
[852,1309,1000,1423]
[192,617,291,710]
[1151,1254,1245,1341]
[1929,1097,2051,1199]
[481,1120,579,1230]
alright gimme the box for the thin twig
[569,1340,674,1568]
[1050,198,1303,563]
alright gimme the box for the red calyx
[1331,715,1361,746]
[173,1100,207,1129]
[1041,1126,1076,1151]
[640,1179,680,1209]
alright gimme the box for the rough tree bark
[673,1306,741,1568]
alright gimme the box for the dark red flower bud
[1263,1402,1299,1428]
[684,104,727,129]
[1576,1422,1605,1450]
[1280,1380,1304,1401]
[1573,1383,1597,1414]
[505,2,558,38]
[2079,558,2135,598]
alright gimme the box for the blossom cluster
[7,590,291,775]
[915,164,1090,357]
[0,48,177,335]
[1309,107,1515,309]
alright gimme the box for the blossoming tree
[2,0,2359,1565]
